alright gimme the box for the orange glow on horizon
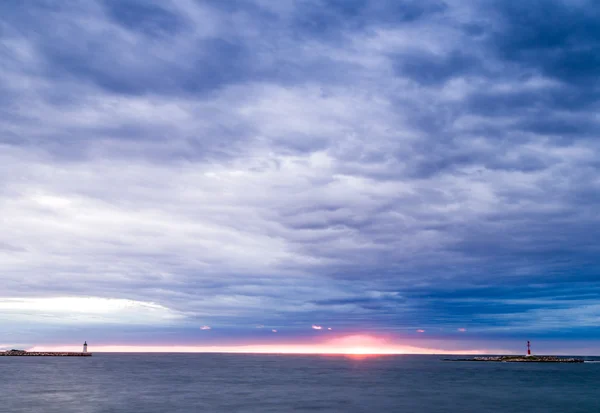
[28,344,487,355]
[29,334,492,355]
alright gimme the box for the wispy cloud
[0,297,183,325]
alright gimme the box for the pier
[446,355,583,363]
[1,342,91,356]
[445,341,584,363]
[0,350,91,357]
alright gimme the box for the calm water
[1,353,599,413]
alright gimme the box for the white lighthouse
[83,341,88,353]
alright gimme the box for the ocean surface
[2,353,599,413]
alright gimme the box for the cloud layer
[1,0,599,348]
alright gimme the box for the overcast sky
[1,0,599,353]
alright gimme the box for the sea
[2,353,599,413]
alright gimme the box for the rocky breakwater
[0,349,91,357]
[448,355,583,363]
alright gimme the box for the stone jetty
[0,349,91,357]
[446,355,583,363]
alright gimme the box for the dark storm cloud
[102,0,186,37]
[491,0,600,83]
[0,0,599,347]
[393,50,480,86]
[290,0,448,38]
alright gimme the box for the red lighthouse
[527,340,531,356]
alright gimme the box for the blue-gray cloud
[0,0,599,347]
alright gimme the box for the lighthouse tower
[527,340,531,357]
[83,341,88,353]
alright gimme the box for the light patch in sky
[0,297,183,325]
[312,325,323,330]
[31,194,72,209]
[1,0,599,348]
[30,341,494,355]
[200,325,212,330]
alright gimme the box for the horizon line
[23,344,521,356]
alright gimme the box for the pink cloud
[272,329,277,333]
[200,325,211,330]
[416,329,425,333]
[327,327,332,331]
[458,328,467,332]
[312,325,322,330]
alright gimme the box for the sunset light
[29,335,491,356]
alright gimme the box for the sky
[1,0,599,355]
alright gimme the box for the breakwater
[0,350,91,357]
[447,355,583,363]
